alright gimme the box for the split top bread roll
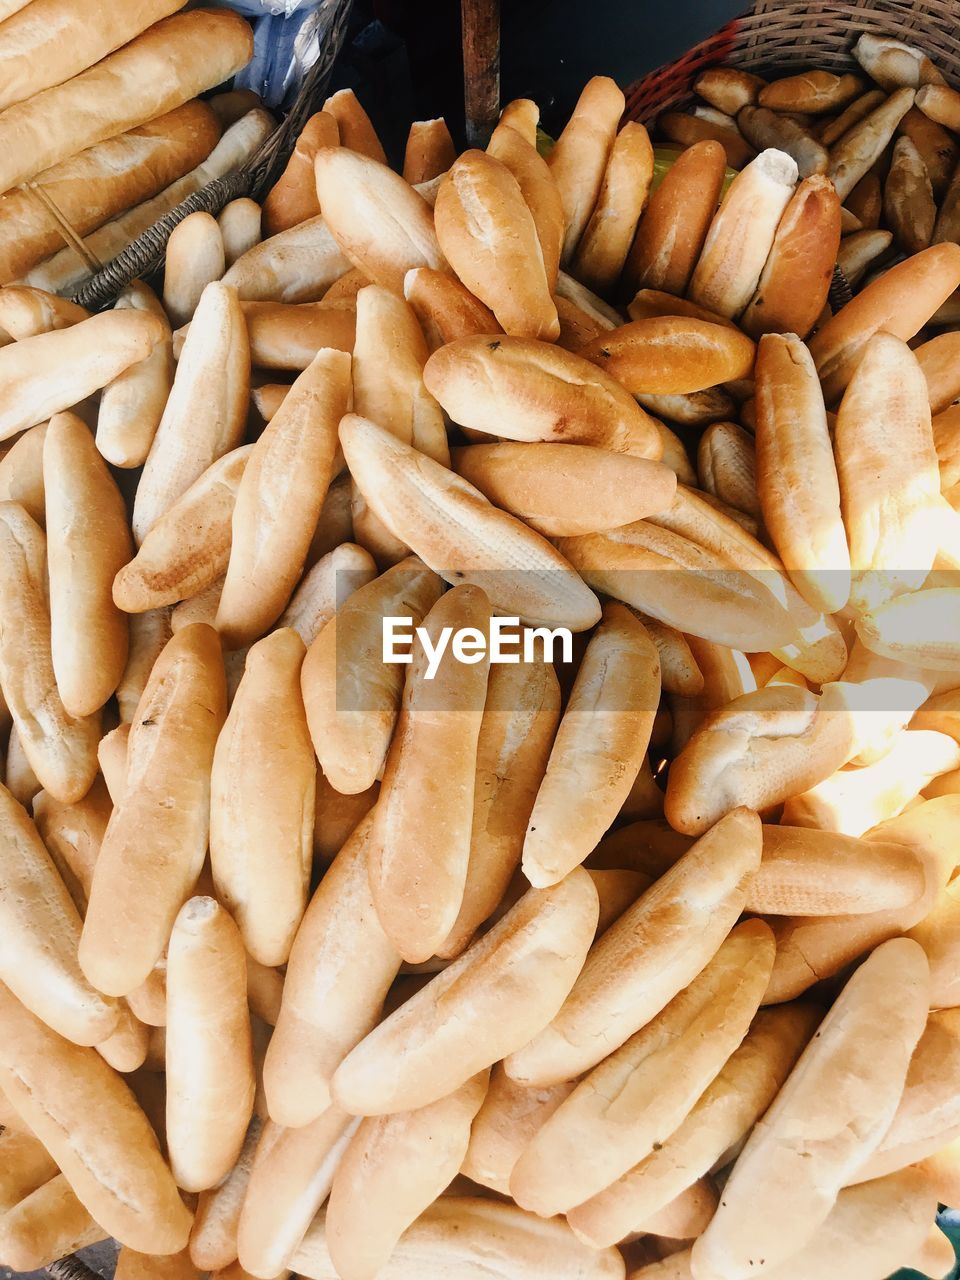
[0,8,253,194]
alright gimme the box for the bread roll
[114,445,252,612]
[403,265,501,350]
[44,413,131,717]
[370,586,490,963]
[454,443,676,536]
[116,606,173,722]
[218,198,261,267]
[0,980,192,1252]
[0,422,45,524]
[0,9,252,193]
[0,1127,58,1213]
[96,1000,150,1074]
[220,211,350,304]
[690,938,929,1280]
[331,870,599,1116]
[322,88,385,163]
[897,105,957,199]
[314,147,445,294]
[114,1248,203,1280]
[694,68,765,115]
[79,625,226,997]
[461,1066,576,1194]
[188,1118,262,1271]
[623,141,727,297]
[210,629,314,966]
[580,317,755,394]
[837,228,893,289]
[854,33,945,90]
[689,149,799,319]
[339,414,602,631]
[568,1005,819,1248]
[0,1172,107,1270]
[486,118,563,292]
[0,503,99,803]
[326,1073,489,1280]
[547,76,624,263]
[435,150,558,339]
[884,135,936,254]
[262,111,338,237]
[0,309,164,440]
[0,287,88,339]
[5,722,39,807]
[403,117,455,185]
[741,174,841,338]
[511,920,775,1217]
[659,113,756,169]
[423,334,661,457]
[97,282,175,469]
[505,808,761,1087]
[217,300,354,369]
[572,122,654,293]
[916,332,960,414]
[293,1197,625,1280]
[697,421,758,518]
[166,897,254,1192]
[907,879,960,1007]
[262,812,401,1127]
[760,71,863,114]
[827,87,916,200]
[277,542,376,647]
[163,212,225,328]
[133,281,249,544]
[236,1106,357,1280]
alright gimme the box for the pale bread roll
[325,1073,490,1280]
[163,211,225,328]
[907,878,960,1007]
[0,287,87,339]
[697,421,759,518]
[218,198,261,267]
[262,812,401,1128]
[188,1117,262,1271]
[504,808,761,1087]
[0,503,100,803]
[331,870,599,1116]
[277,541,377,647]
[0,1127,58,1213]
[221,214,351,304]
[486,118,563,292]
[33,777,111,915]
[79,625,226,997]
[690,938,930,1280]
[97,282,175,470]
[116,606,172,722]
[0,9,253,194]
[0,1172,107,1271]
[461,1065,577,1194]
[210,629,315,967]
[0,980,193,1253]
[44,413,131,717]
[0,422,45,523]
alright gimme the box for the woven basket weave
[624,0,960,125]
[69,0,354,310]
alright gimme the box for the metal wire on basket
[71,0,355,310]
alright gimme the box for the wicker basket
[624,0,960,125]
[69,0,354,311]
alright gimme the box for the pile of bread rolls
[0,0,270,289]
[1,23,960,1280]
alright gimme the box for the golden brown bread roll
[322,87,386,162]
[854,33,945,90]
[658,112,755,170]
[262,111,338,237]
[827,86,916,200]
[435,150,559,339]
[331,870,599,1115]
[505,808,761,1087]
[221,214,351,303]
[884,135,936,254]
[690,937,930,1280]
[403,265,501,350]
[547,75,625,264]
[403,117,456,185]
[572,122,654,294]
[0,503,100,804]
[262,813,401,1128]
[44,412,131,717]
[79,625,226,997]
[694,68,765,115]
[486,118,563,293]
[580,317,755,394]
[0,980,192,1252]
[0,1128,58,1213]
[0,1172,107,1271]
[759,70,864,114]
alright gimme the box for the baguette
[339,414,602,631]
[580,317,755,394]
[166,897,254,1192]
[547,76,625,263]
[403,117,456,185]
[331,870,599,1115]
[325,1073,490,1280]
[220,214,351,303]
[314,147,445,294]
[322,88,386,163]
[133,281,249,544]
[277,541,376,646]
[424,334,661,457]
[435,150,559,339]
[453,443,676,535]
[292,1198,625,1280]
[622,141,727,297]
[759,71,863,114]
[0,980,193,1252]
[79,625,226,997]
[567,1005,819,1248]
[44,413,131,717]
[0,9,251,194]
[217,349,352,648]
[740,174,841,338]
[0,503,99,803]
[262,111,338,237]
[854,33,946,90]
[572,122,654,294]
[219,198,261,267]
[188,1118,262,1271]
[236,1107,357,1280]
[0,1173,107,1271]
[826,87,916,200]
[0,309,164,440]
[114,445,252,612]
[97,282,175,469]
[694,68,765,115]
[808,242,960,403]
[486,119,563,292]
[505,808,760,1087]
[818,87,885,146]
[688,149,799,318]
[523,604,659,886]
[163,212,225,328]
[511,920,775,1217]
[262,813,401,1128]
[210,629,315,967]
[403,265,501,350]
[690,937,929,1280]
[370,585,490,963]
[736,107,828,177]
